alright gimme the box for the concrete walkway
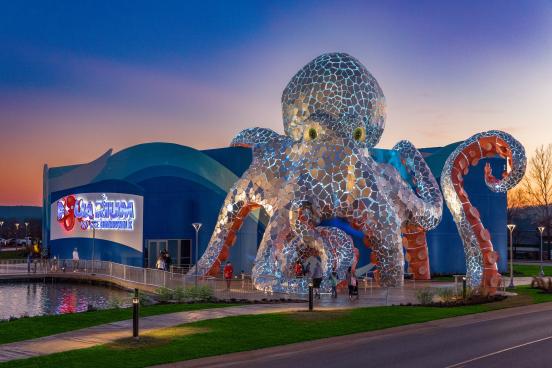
[0,304,303,363]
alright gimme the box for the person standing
[312,258,323,299]
[164,252,172,272]
[156,253,165,270]
[294,261,303,278]
[330,270,338,298]
[72,247,79,272]
[346,266,359,301]
[223,261,234,290]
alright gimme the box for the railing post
[109,262,112,277]
[123,265,126,280]
[163,271,166,287]
[144,268,147,284]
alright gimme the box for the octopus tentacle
[348,198,404,287]
[252,208,293,292]
[189,177,263,277]
[402,225,431,280]
[280,226,355,293]
[230,127,287,148]
[393,140,443,230]
[189,130,292,278]
[441,130,526,290]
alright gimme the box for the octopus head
[282,52,386,148]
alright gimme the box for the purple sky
[1,0,551,205]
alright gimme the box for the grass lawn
[3,286,552,368]
[0,303,234,345]
[513,263,552,277]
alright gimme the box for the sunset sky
[1,0,551,205]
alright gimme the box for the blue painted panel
[49,238,142,267]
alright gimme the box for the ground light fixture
[132,288,140,340]
[507,224,516,289]
[538,226,546,277]
[462,276,467,299]
[192,223,202,287]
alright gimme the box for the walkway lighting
[507,224,516,289]
[538,226,545,277]
[192,223,202,287]
[132,288,140,340]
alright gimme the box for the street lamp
[91,226,96,274]
[0,221,4,238]
[25,222,29,238]
[192,223,202,287]
[507,224,516,289]
[538,226,545,277]
[14,223,20,249]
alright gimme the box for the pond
[0,281,132,320]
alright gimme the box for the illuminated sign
[57,194,136,232]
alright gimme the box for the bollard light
[462,276,467,300]
[308,282,314,311]
[132,288,140,340]
[538,226,545,277]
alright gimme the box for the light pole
[25,222,29,239]
[192,223,202,287]
[507,224,516,289]
[15,223,20,244]
[91,226,96,274]
[539,226,545,277]
[0,220,4,239]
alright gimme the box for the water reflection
[0,282,131,320]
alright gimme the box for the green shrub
[415,288,435,305]
[107,296,123,309]
[184,285,214,302]
[155,287,173,302]
[437,287,456,302]
[197,285,214,301]
[173,286,186,302]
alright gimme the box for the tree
[507,182,529,223]
[507,182,529,250]
[523,144,552,258]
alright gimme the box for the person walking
[223,261,234,290]
[346,266,359,301]
[312,258,323,299]
[72,247,79,272]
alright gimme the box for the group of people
[295,258,359,301]
[155,249,172,271]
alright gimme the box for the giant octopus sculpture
[190,52,526,293]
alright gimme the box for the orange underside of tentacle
[206,203,260,276]
[402,225,431,280]
[451,136,512,293]
[231,143,253,148]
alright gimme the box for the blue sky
[1,0,551,204]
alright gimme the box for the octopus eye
[353,127,366,141]
[307,127,318,140]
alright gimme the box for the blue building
[43,141,507,275]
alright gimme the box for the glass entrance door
[147,240,168,268]
[146,239,191,269]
